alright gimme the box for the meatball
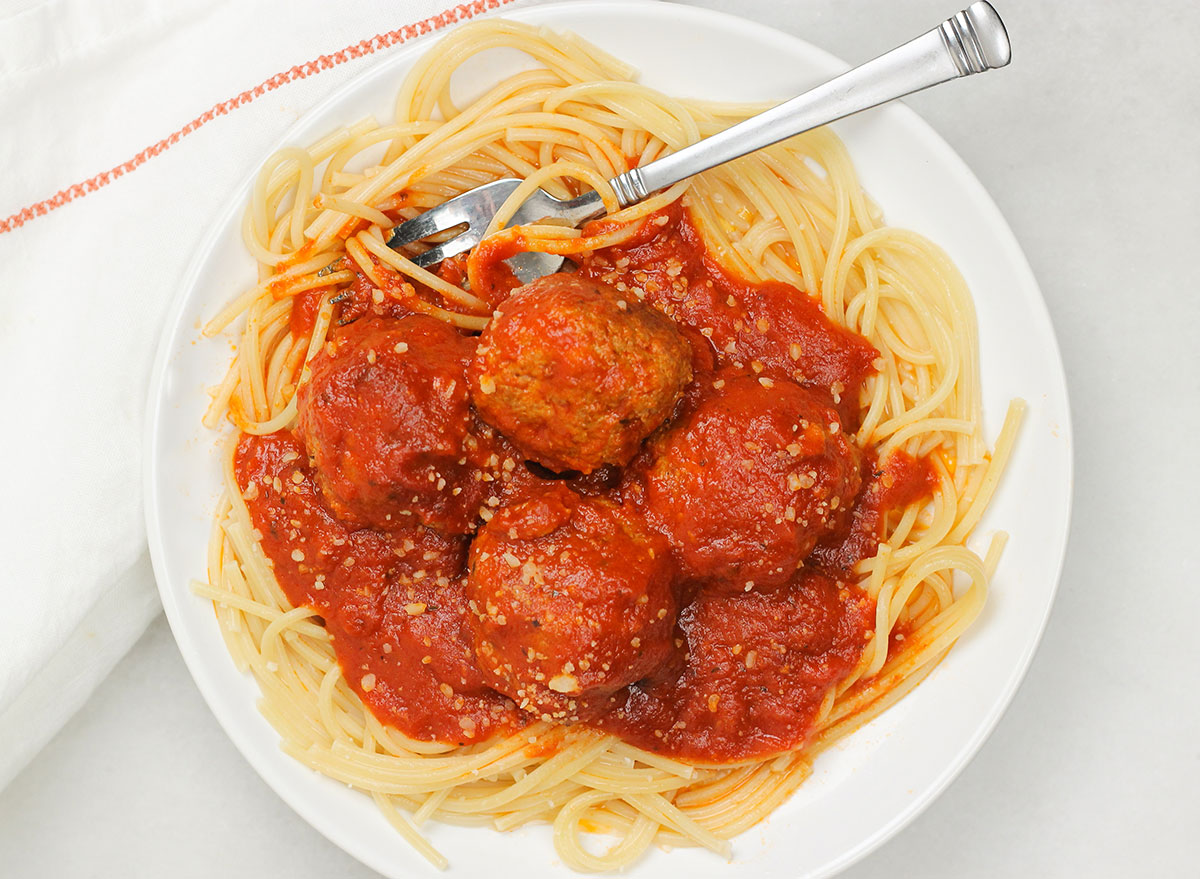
[599,569,873,760]
[468,273,692,473]
[296,315,498,534]
[630,373,862,589]
[466,484,676,721]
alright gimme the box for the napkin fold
[0,0,565,789]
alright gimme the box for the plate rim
[143,3,1074,877]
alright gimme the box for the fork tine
[411,230,482,268]
[385,177,522,250]
[315,257,347,277]
[386,200,471,250]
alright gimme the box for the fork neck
[609,170,650,209]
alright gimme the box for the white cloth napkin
[0,0,570,789]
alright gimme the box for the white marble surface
[3,0,1199,876]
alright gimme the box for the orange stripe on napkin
[0,0,520,236]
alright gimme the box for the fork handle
[608,1,1010,207]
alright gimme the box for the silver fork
[387,1,1010,283]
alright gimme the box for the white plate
[144,3,1073,877]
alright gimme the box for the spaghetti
[198,19,1022,872]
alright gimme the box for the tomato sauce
[812,449,937,572]
[237,202,938,761]
[291,252,484,338]
[290,289,325,337]
[234,431,522,744]
[574,202,879,428]
[597,570,872,760]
